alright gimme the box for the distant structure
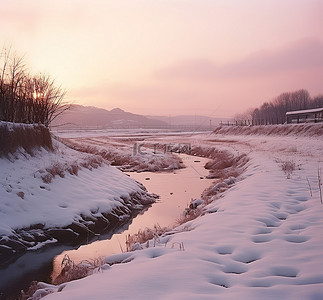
[286,108,323,124]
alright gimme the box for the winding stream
[51,154,211,279]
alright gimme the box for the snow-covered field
[28,128,323,300]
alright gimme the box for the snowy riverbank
[0,137,157,261]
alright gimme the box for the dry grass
[67,163,80,175]
[306,176,313,197]
[201,151,248,199]
[318,166,322,204]
[281,160,296,179]
[21,259,89,300]
[189,146,249,180]
[175,206,203,226]
[20,281,41,300]
[126,224,170,251]
[46,163,65,178]
[79,155,103,170]
[52,254,104,285]
[0,122,53,157]
[213,123,323,137]
[59,137,182,172]
[38,156,102,183]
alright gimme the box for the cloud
[68,37,323,117]
[0,2,42,34]
[155,38,323,81]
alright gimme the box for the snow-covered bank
[0,139,157,261]
[213,122,323,136]
[37,131,323,300]
[0,121,52,157]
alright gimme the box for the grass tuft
[281,160,296,179]
[318,166,322,204]
[38,156,102,183]
[52,254,104,285]
[126,224,170,251]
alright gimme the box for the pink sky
[1,0,323,117]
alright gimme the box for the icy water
[0,154,212,299]
[50,154,212,280]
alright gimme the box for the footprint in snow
[215,245,235,255]
[232,250,262,264]
[222,261,248,275]
[252,234,273,243]
[256,217,281,228]
[289,224,307,231]
[253,227,273,235]
[283,235,310,243]
[270,266,299,278]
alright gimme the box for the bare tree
[251,89,320,124]
[0,48,69,126]
[312,95,323,108]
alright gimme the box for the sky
[1,0,323,118]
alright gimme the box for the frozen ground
[31,127,323,299]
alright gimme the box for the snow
[55,132,183,172]
[0,138,152,238]
[27,238,57,250]
[189,198,203,209]
[37,130,323,299]
[0,120,36,130]
[286,107,323,115]
[52,128,208,139]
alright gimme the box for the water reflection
[0,245,71,299]
[51,154,212,280]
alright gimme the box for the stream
[0,154,212,299]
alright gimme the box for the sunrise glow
[1,0,322,117]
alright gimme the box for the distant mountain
[147,115,231,128]
[51,105,231,129]
[51,105,167,128]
